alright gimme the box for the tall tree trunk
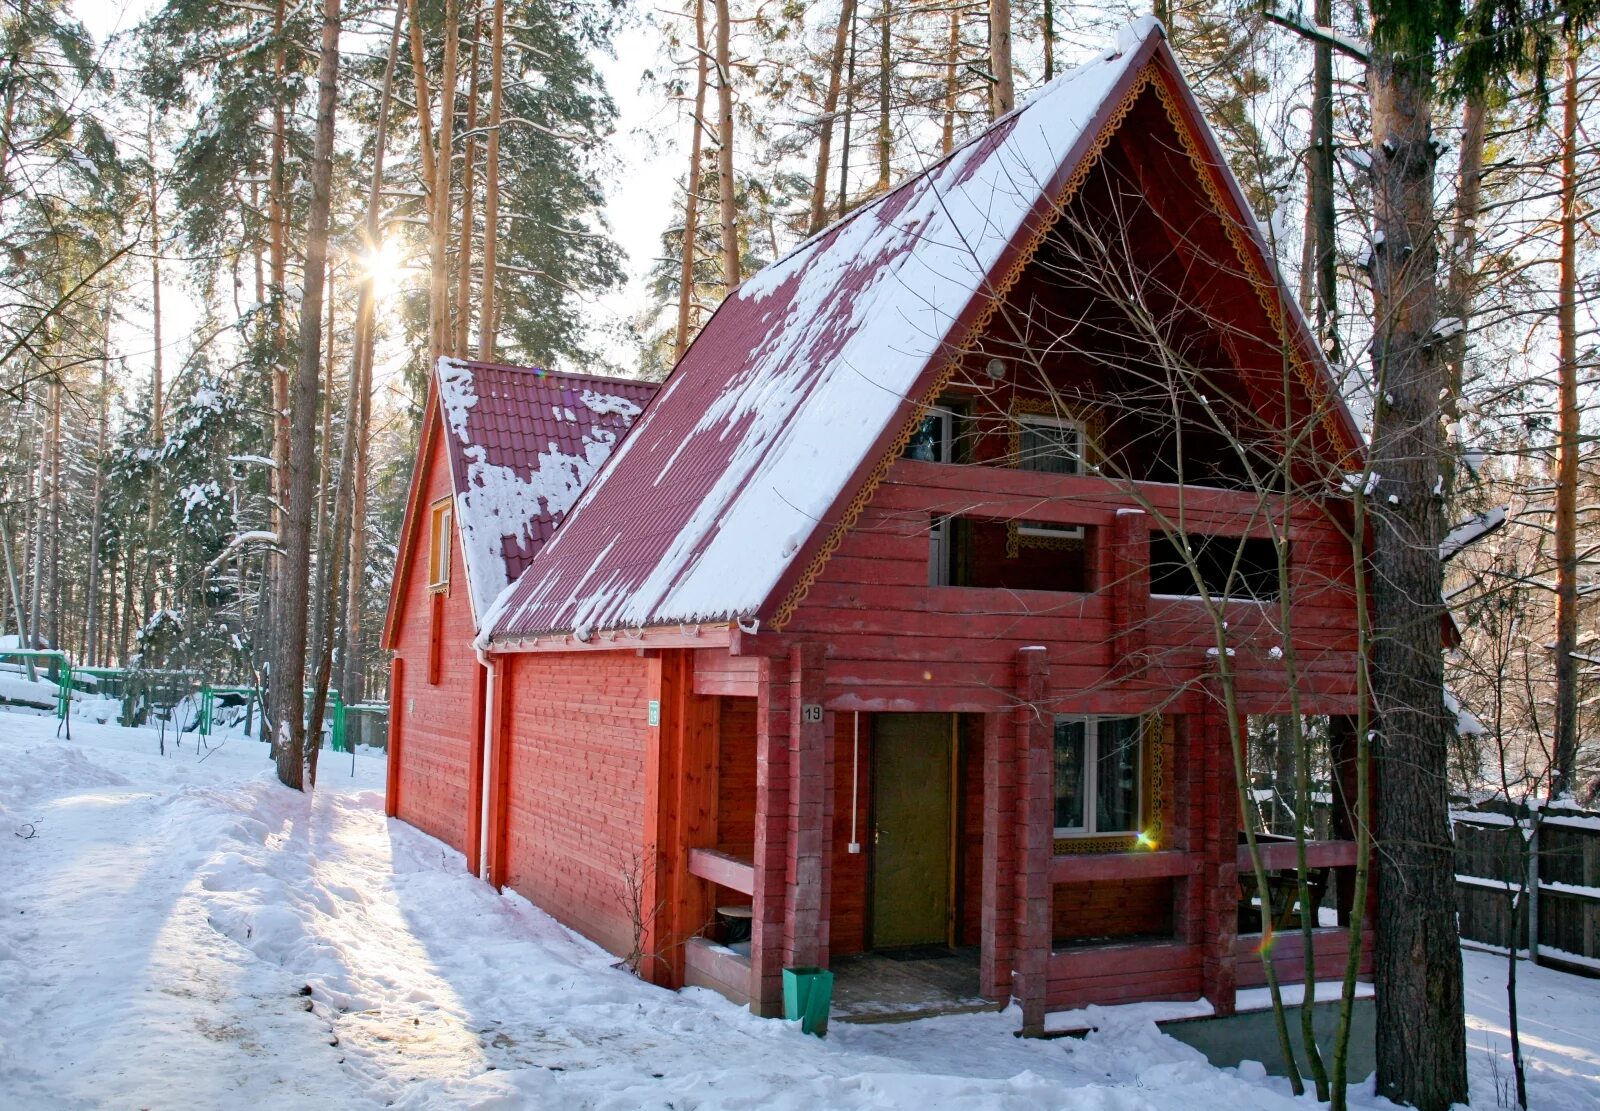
[1552,33,1580,801]
[406,0,437,190]
[46,379,60,652]
[714,0,739,288]
[988,0,1013,118]
[477,0,504,362]
[1366,44,1468,1111]
[454,14,482,357]
[876,0,891,193]
[427,0,459,361]
[341,0,404,708]
[676,0,711,358]
[84,300,111,666]
[275,0,343,792]
[1443,92,1486,415]
[144,114,164,627]
[310,279,336,680]
[838,0,859,211]
[942,7,959,153]
[0,512,27,650]
[807,0,855,235]
[1309,3,1338,360]
[269,0,290,545]
[1041,0,1054,82]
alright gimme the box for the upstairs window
[903,400,968,464]
[1054,715,1143,837]
[1149,532,1280,600]
[428,499,453,591]
[1017,414,1086,476]
[1014,413,1088,542]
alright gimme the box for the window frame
[427,498,453,592]
[1015,413,1087,541]
[1052,714,1144,839]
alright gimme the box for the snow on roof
[479,26,1167,644]
[432,358,658,621]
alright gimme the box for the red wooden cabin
[386,20,1373,1032]
[382,359,657,859]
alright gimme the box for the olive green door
[870,713,953,949]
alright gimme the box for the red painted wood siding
[388,422,480,856]
[499,650,653,959]
[783,459,1360,718]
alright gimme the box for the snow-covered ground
[1,713,1595,1109]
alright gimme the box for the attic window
[428,499,453,591]
[1017,414,1085,476]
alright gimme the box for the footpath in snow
[1,712,1596,1110]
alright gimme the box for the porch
[646,648,1369,1031]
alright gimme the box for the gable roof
[480,18,1360,647]
[381,359,657,643]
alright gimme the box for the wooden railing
[688,847,755,896]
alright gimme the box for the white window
[1053,715,1142,836]
[427,499,453,590]
[1017,414,1085,475]
[904,405,959,464]
[1017,414,1086,540]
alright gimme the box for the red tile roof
[434,358,658,620]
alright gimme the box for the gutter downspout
[474,642,496,884]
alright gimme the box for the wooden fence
[1452,800,1600,976]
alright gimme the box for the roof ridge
[437,357,654,390]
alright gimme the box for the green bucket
[782,966,834,1037]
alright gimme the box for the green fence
[0,654,381,755]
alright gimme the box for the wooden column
[484,655,513,889]
[750,653,792,1016]
[465,658,490,877]
[641,652,673,985]
[1110,508,1149,679]
[1199,702,1239,1015]
[1329,713,1360,927]
[786,642,830,970]
[644,649,721,988]
[385,656,404,817]
[981,710,1016,1001]
[1012,645,1051,1033]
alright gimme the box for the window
[1017,414,1085,476]
[1149,532,1279,600]
[427,499,453,590]
[1016,415,1086,541]
[1054,716,1142,836]
[903,400,967,464]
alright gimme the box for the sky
[72,0,680,390]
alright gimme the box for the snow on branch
[1440,506,1508,562]
[1263,5,1371,64]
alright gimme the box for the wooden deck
[830,947,1000,1023]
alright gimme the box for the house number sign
[648,700,660,726]
[801,704,824,723]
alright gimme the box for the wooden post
[641,652,672,984]
[484,655,513,889]
[1013,645,1051,1033]
[1527,813,1541,964]
[1110,508,1149,679]
[644,649,721,987]
[750,653,792,1015]
[465,658,490,877]
[1329,714,1359,926]
[1200,703,1238,1015]
[385,656,404,817]
[786,642,829,970]
[981,709,1016,1001]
